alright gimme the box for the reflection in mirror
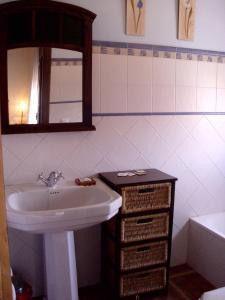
[49,49,83,123]
[7,47,83,126]
[8,48,40,125]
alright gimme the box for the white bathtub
[188,212,225,288]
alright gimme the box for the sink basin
[5,177,122,300]
[5,178,122,233]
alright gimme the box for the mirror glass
[50,48,83,123]
[7,47,83,125]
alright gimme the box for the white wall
[62,0,225,51]
[1,0,225,51]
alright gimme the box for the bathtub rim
[190,211,225,241]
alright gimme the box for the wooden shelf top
[99,168,177,187]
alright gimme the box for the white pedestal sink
[5,179,122,300]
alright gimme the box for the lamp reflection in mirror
[19,101,27,124]
[8,48,40,125]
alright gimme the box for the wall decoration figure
[178,0,195,40]
[126,0,145,36]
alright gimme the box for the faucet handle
[38,172,44,181]
[57,171,64,179]
[37,172,48,185]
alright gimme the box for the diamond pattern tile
[176,135,216,181]
[2,146,21,180]
[66,139,102,177]
[87,118,123,156]
[187,185,216,216]
[106,137,140,170]
[126,118,172,167]
[191,118,225,166]
[153,117,190,152]
[3,115,225,296]
[2,133,46,161]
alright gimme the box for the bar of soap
[75,177,96,186]
[83,177,92,182]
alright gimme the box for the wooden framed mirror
[0,0,96,134]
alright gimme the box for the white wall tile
[127,56,152,112]
[152,57,175,85]
[106,138,140,170]
[176,86,197,112]
[217,63,225,89]
[187,185,215,215]
[87,118,122,156]
[104,116,137,136]
[176,60,197,86]
[65,139,102,176]
[197,61,217,88]
[2,147,21,180]
[177,115,202,133]
[153,118,189,151]
[202,168,225,211]
[197,87,216,112]
[191,117,225,165]
[125,118,159,160]
[148,115,173,132]
[152,84,175,112]
[2,134,46,161]
[100,54,127,113]
[206,115,225,131]
[131,155,151,170]
[19,133,86,177]
[176,135,216,181]
[207,115,225,142]
[174,198,197,228]
[216,88,225,112]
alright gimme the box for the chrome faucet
[38,171,64,187]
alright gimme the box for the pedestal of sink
[44,231,79,300]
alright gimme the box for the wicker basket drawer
[120,267,166,297]
[121,240,168,271]
[121,213,169,243]
[121,183,171,214]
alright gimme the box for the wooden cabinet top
[99,168,177,188]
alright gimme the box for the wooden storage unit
[100,169,177,299]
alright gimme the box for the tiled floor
[33,264,215,300]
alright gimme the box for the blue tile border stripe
[50,100,82,104]
[93,40,225,62]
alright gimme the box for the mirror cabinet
[0,0,96,134]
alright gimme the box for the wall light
[19,101,27,124]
